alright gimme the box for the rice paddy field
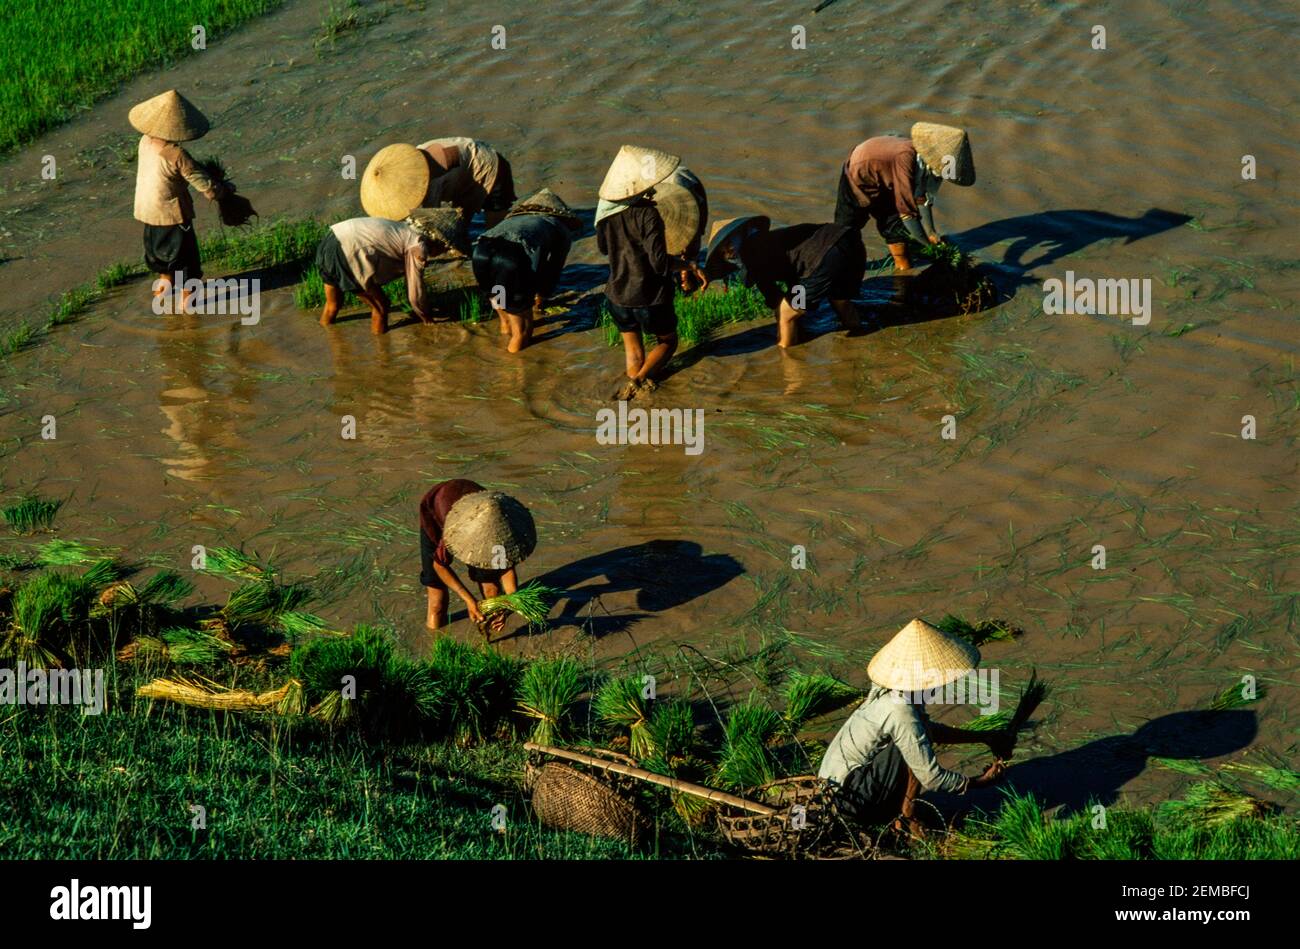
[0,0,1297,863]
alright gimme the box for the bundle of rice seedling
[33,539,102,567]
[212,549,324,640]
[992,790,1083,859]
[478,581,560,628]
[641,701,713,824]
[782,671,859,730]
[3,496,63,534]
[196,155,258,227]
[291,625,441,736]
[1207,680,1267,710]
[964,671,1048,737]
[933,614,1021,647]
[136,676,300,712]
[715,699,783,792]
[2,570,100,666]
[203,546,267,582]
[133,627,232,665]
[1159,782,1276,827]
[516,656,585,746]
[594,674,654,758]
[80,557,133,589]
[428,636,523,743]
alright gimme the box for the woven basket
[526,748,644,844]
[716,775,871,859]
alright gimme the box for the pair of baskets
[714,775,874,859]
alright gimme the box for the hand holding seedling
[970,760,1007,788]
[986,728,1015,762]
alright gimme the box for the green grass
[0,0,286,154]
[597,284,771,348]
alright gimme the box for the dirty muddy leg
[899,767,925,838]
[888,242,912,272]
[634,332,677,383]
[426,587,448,631]
[503,306,534,354]
[777,299,806,349]
[620,330,646,382]
[830,298,862,331]
[358,284,389,335]
[320,283,342,327]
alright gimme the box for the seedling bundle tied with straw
[477,581,561,629]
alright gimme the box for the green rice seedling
[294,265,328,310]
[965,672,1048,734]
[0,322,39,356]
[715,698,783,792]
[34,540,103,567]
[428,636,523,743]
[276,610,329,638]
[200,219,328,271]
[1152,813,1300,860]
[933,614,1021,647]
[135,627,232,665]
[597,285,771,348]
[79,558,132,589]
[457,290,484,324]
[1207,680,1267,710]
[516,656,585,746]
[1221,762,1300,793]
[96,261,143,290]
[316,0,382,46]
[3,496,63,534]
[202,546,267,582]
[782,671,859,730]
[992,790,1083,860]
[1151,757,1213,776]
[137,571,194,606]
[1158,782,1276,827]
[478,582,560,628]
[593,674,654,758]
[647,700,698,766]
[48,284,98,326]
[2,571,99,666]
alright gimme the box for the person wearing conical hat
[471,188,581,354]
[835,122,975,272]
[596,145,699,401]
[130,90,230,313]
[316,207,467,335]
[361,138,515,226]
[818,618,1012,837]
[417,480,536,636]
[704,215,864,348]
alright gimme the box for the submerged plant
[516,655,585,746]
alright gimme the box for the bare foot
[612,379,639,401]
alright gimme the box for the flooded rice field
[0,0,1296,811]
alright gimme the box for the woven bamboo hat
[651,168,708,256]
[443,491,537,569]
[506,188,582,232]
[598,145,681,202]
[911,122,975,186]
[128,90,210,142]
[406,206,469,258]
[704,215,770,276]
[362,144,433,220]
[866,618,980,692]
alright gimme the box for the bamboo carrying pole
[524,742,779,816]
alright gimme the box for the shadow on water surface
[933,709,1257,820]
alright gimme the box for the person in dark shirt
[472,188,581,353]
[835,122,975,272]
[418,480,535,637]
[595,145,698,400]
[705,216,864,348]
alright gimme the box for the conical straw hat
[866,618,980,692]
[442,491,537,569]
[704,215,770,276]
[406,206,469,258]
[911,122,975,186]
[361,144,433,220]
[506,188,582,231]
[128,90,210,142]
[598,145,681,201]
[651,167,708,256]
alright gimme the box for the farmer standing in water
[130,90,229,313]
[834,122,975,272]
[418,480,536,639]
[819,618,1012,838]
[596,145,701,401]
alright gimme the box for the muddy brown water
[0,1,1297,812]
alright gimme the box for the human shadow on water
[950,208,1192,284]
[498,540,745,642]
[929,709,1257,821]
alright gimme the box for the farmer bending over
[360,138,516,229]
[819,618,1012,838]
[316,208,465,335]
[834,122,975,272]
[472,189,581,353]
[130,89,229,314]
[418,480,537,638]
[705,216,863,349]
[596,145,700,401]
